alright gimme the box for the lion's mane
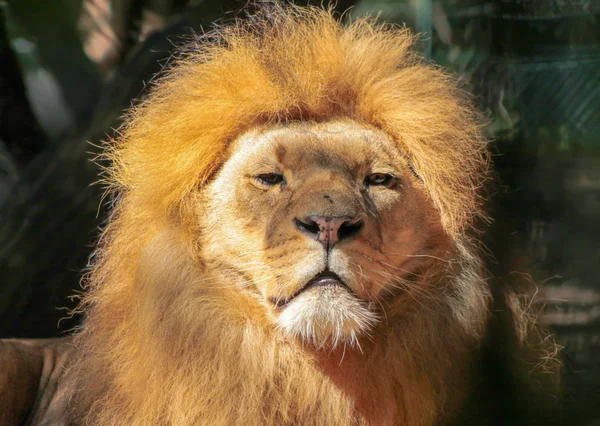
[65,4,558,426]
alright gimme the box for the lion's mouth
[271,271,346,308]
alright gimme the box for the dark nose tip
[294,215,364,249]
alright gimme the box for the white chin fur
[276,286,377,350]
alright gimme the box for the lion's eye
[255,173,285,186]
[365,173,395,188]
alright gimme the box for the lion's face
[200,120,452,348]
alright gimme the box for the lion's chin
[276,285,377,350]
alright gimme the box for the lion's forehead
[227,120,403,170]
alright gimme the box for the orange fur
[64,4,558,426]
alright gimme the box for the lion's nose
[294,215,363,249]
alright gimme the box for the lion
[1,4,562,426]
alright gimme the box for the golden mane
[63,4,558,426]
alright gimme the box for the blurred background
[0,0,598,423]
